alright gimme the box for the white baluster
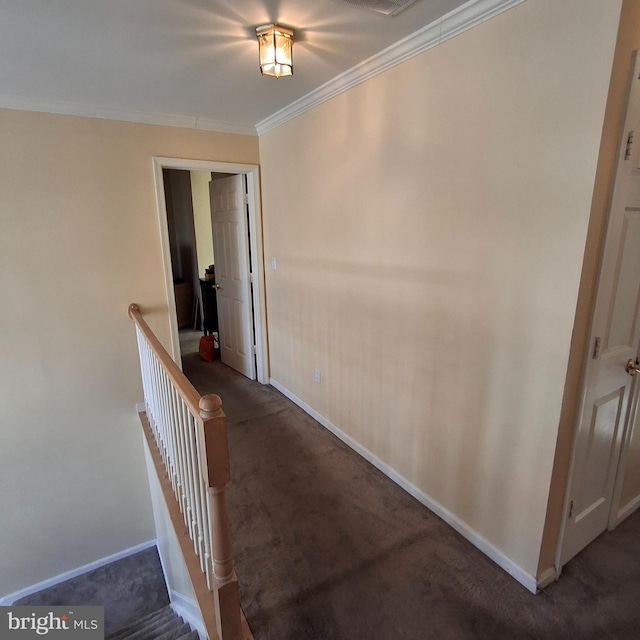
[194,417,214,590]
[188,413,207,574]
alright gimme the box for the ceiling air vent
[333,0,420,17]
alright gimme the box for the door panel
[209,175,256,380]
[573,388,624,525]
[560,53,640,566]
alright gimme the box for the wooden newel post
[199,394,243,640]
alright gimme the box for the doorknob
[626,358,640,376]
[213,283,222,290]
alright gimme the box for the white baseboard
[269,378,539,595]
[0,540,157,605]
[169,591,207,640]
[136,402,146,414]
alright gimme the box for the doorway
[152,157,269,384]
[558,52,640,569]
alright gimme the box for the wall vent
[332,0,420,17]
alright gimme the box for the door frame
[152,156,269,384]
[554,51,640,575]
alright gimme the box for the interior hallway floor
[179,330,640,640]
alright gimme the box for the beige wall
[190,171,215,278]
[259,0,620,578]
[538,0,640,575]
[0,109,258,598]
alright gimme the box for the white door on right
[209,174,256,380]
[560,52,640,566]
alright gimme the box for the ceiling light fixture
[256,24,294,78]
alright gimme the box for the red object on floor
[198,335,216,362]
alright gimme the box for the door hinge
[252,345,257,355]
[243,193,249,205]
[569,499,575,519]
[593,337,601,359]
[249,272,254,284]
[625,130,634,160]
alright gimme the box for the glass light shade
[256,24,294,78]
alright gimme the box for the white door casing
[151,157,269,384]
[559,52,640,566]
[209,174,257,380]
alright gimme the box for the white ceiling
[0,0,474,134]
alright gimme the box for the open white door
[209,174,256,380]
[560,53,640,566]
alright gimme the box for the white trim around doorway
[151,156,269,384]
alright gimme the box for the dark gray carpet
[14,546,169,637]
[106,605,197,640]
[182,350,640,640]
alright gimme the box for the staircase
[129,304,248,640]
[106,606,199,640]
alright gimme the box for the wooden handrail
[128,303,249,640]
[128,303,201,415]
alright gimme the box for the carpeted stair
[106,606,198,640]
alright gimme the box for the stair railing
[128,304,246,640]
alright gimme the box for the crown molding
[0,0,524,139]
[256,0,526,135]
[0,94,258,137]
[194,117,257,136]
